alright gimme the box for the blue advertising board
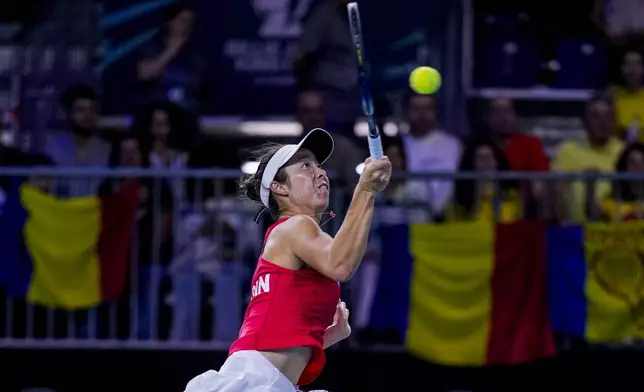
[100,0,439,117]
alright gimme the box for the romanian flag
[548,222,644,342]
[0,181,139,309]
[370,221,555,366]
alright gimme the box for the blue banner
[101,0,322,116]
[100,0,438,117]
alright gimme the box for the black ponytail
[238,142,290,215]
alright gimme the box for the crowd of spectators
[2,1,644,344]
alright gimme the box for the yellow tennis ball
[409,66,441,94]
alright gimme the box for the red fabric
[229,218,341,386]
[486,220,555,364]
[503,134,549,171]
[98,180,140,302]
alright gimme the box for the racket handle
[368,134,383,159]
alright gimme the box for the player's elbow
[322,252,353,282]
[336,272,354,283]
[312,263,352,282]
[328,264,354,282]
[324,248,359,282]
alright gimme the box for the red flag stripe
[486,220,555,364]
[98,180,140,302]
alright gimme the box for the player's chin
[313,193,330,208]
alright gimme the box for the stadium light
[354,121,399,137]
[240,121,302,136]
[241,161,260,175]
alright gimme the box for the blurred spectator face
[120,138,143,167]
[297,91,325,132]
[622,51,643,89]
[626,149,644,172]
[69,98,98,134]
[487,98,518,137]
[151,109,171,142]
[474,145,497,172]
[385,144,405,171]
[585,100,615,144]
[407,95,437,135]
[168,9,194,37]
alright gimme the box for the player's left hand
[325,301,351,344]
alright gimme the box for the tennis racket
[347,2,383,160]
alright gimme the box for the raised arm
[286,157,391,282]
[137,38,184,81]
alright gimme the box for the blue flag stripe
[0,182,32,296]
[546,225,587,337]
[369,224,414,338]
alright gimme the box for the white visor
[259,128,335,208]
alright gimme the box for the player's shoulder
[277,215,321,237]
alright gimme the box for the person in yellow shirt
[612,49,644,141]
[594,143,644,221]
[552,96,624,221]
[449,138,521,223]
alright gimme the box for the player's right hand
[358,156,392,193]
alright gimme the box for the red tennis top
[228,218,341,386]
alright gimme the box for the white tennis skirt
[183,350,298,392]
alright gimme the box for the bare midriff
[259,346,312,384]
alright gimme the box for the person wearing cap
[183,128,391,391]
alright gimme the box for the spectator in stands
[43,84,110,196]
[98,135,174,339]
[137,3,209,115]
[295,90,362,187]
[485,97,548,216]
[589,142,644,220]
[132,101,193,200]
[449,138,520,222]
[380,136,429,219]
[296,90,325,133]
[612,49,644,141]
[402,91,461,215]
[169,155,240,341]
[293,0,359,136]
[132,101,191,168]
[168,171,215,341]
[485,97,549,171]
[169,152,253,341]
[552,95,624,221]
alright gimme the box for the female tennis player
[184,128,391,391]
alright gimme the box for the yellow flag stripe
[21,185,102,309]
[407,222,494,366]
[584,221,644,341]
